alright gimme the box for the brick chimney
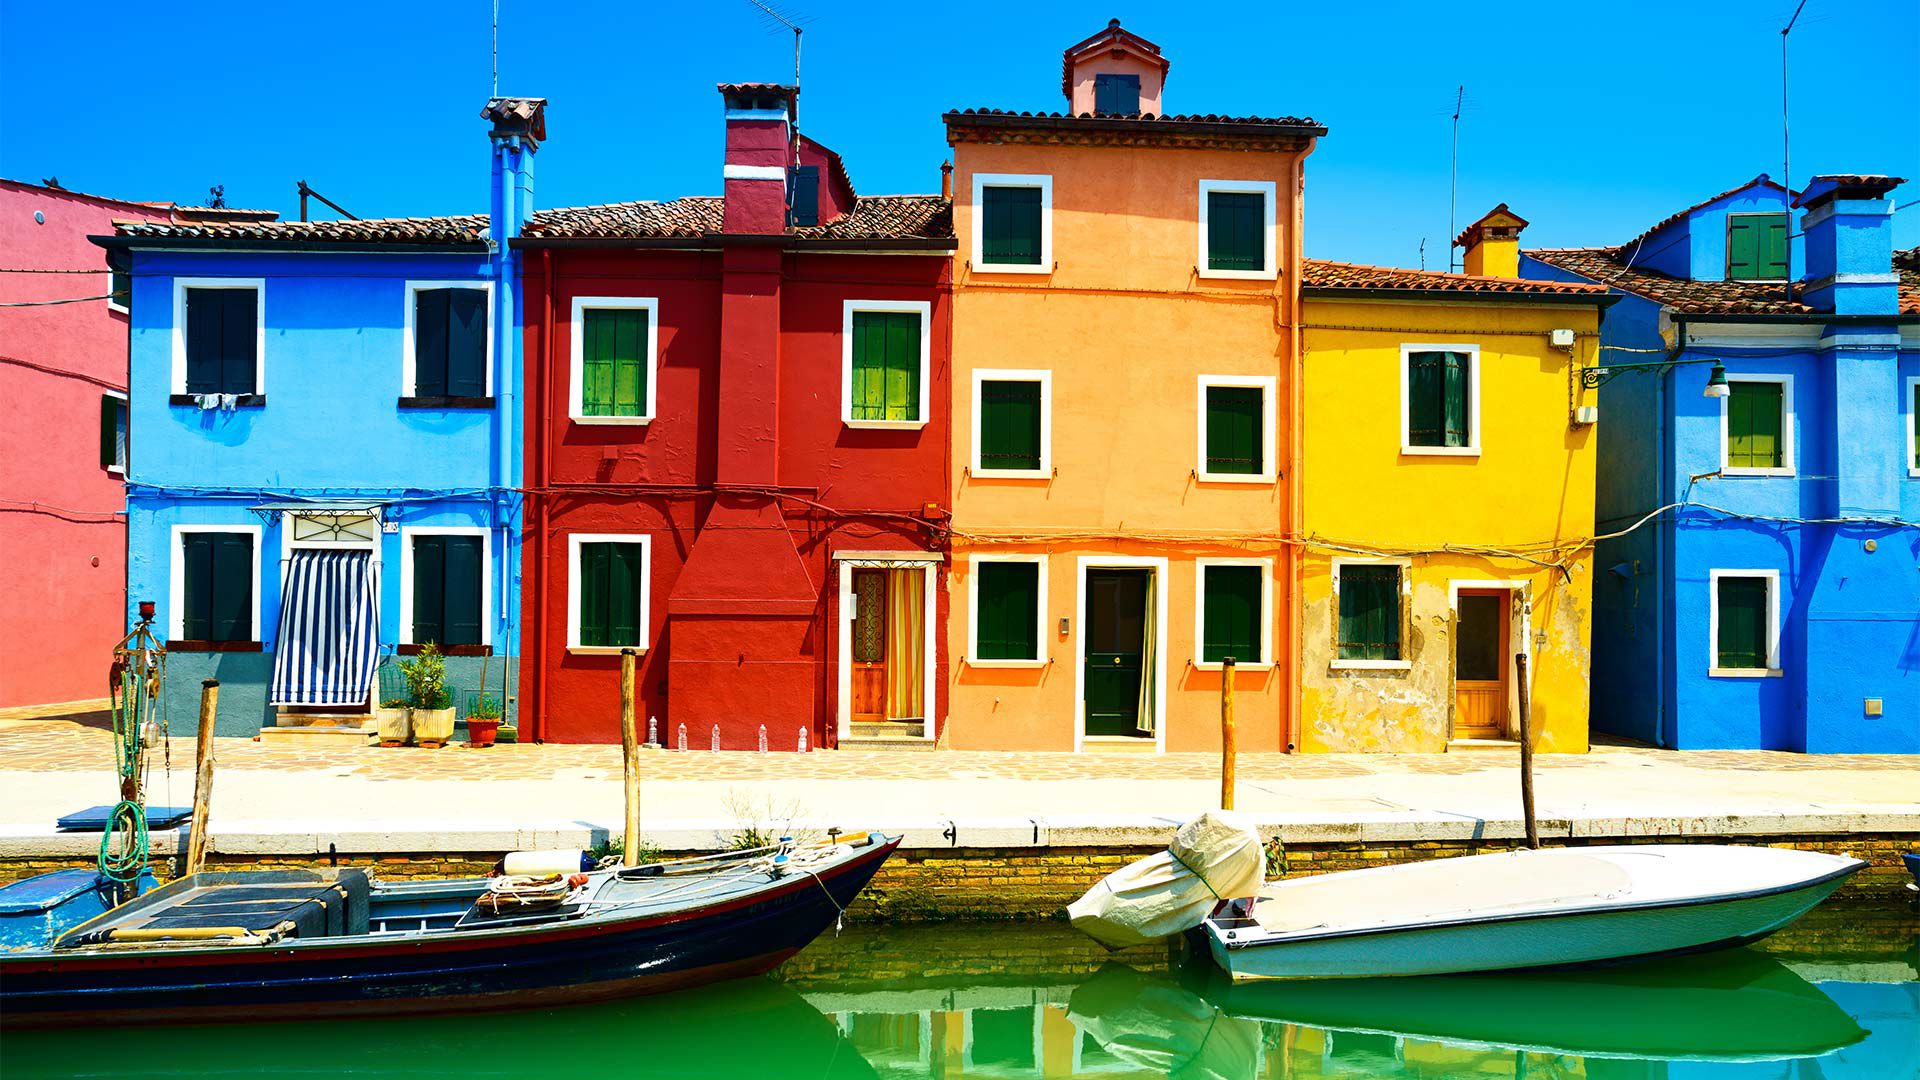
[482,97,546,242]
[1795,174,1905,315]
[1456,204,1529,278]
[719,83,797,235]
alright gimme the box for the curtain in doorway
[1136,571,1157,733]
[883,567,924,720]
[271,549,380,706]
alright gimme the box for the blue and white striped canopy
[271,549,380,707]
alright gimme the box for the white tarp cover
[1067,812,1264,949]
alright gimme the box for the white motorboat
[1203,844,1862,981]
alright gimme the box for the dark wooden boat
[1,832,898,1028]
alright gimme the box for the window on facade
[575,540,647,648]
[580,308,651,418]
[180,532,253,643]
[1337,564,1401,662]
[411,535,483,648]
[1205,191,1265,272]
[184,287,258,395]
[1407,350,1472,449]
[978,378,1043,471]
[1726,380,1785,470]
[412,288,487,398]
[100,394,127,473]
[1093,73,1140,115]
[1728,214,1789,281]
[1715,575,1771,670]
[981,185,1044,266]
[1911,380,1919,472]
[108,269,131,312]
[975,561,1040,661]
[788,165,819,228]
[1204,384,1264,475]
[1201,564,1262,665]
[848,310,922,423]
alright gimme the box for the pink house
[0,180,271,710]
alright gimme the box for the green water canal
[7,902,1916,1079]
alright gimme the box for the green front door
[1084,569,1150,737]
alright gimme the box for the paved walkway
[2,714,1915,855]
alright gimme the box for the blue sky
[4,1,1915,264]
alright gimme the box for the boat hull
[1,837,897,1027]
[1210,852,1855,981]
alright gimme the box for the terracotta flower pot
[467,718,501,748]
[411,707,456,748]
[375,707,411,747]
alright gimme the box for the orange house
[942,22,1323,752]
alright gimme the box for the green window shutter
[982,186,1042,266]
[1202,565,1262,664]
[582,309,648,417]
[1407,351,1444,447]
[788,165,819,228]
[208,533,252,642]
[1760,215,1789,279]
[979,380,1042,470]
[184,289,222,395]
[1913,383,1919,470]
[411,535,447,645]
[1205,385,1263,474]
[1206,191,1264,272]
[1726,381,1784,469]
[109,269,131,309]
[1094,73,1140,115]
[442,536,484,647]
[1337,564,1400,661]
[446,289,488,398]
[851,311,920,422]
[181,534,213,641]
[578,542,609,646]
[217,289,258,395]
[414,289,451,397]
[977,561,1039,660]
[608,543,643,647]
[1442,351,1470,447]
[99,395,125,470]
[1716,576,1770,669]
[1728,218,1759,280]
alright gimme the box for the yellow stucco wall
[944,138,1306,752]
[1298,297,1601,753]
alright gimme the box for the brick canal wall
[4,832,1911,920]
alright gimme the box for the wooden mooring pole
[620,648,642,867]
[1515,652,1539,849]
[1220,657,1237,811]
[185,679,219,876]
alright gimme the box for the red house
[519,86,954,747]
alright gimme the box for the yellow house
[1295,208,1613,753]
[941,21,1323,751]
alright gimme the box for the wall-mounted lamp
[1702,362,1730,399]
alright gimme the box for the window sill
[1195,661,1274,672]
[105,465,125,477]
[567,645,648,656]
[971,261,1052,276]
[170,394,265,407]
[967,657,1047,669]
[844,419,928,431]
[397,643,493,657]
[1721,467,1795,478]
[399,396,494,410]
[1198,267,1278,281]
[1195,472,1276,485]
[1708,667,1782,679]
[570,415,653,426]
[167,640,264,653]
[1330,658,1411,671]
[972,467,1050,481]
[1400,445,1480,458]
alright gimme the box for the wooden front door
[850,570,888,724]
[1454,590,1509,739]
[1084,569,1150,737]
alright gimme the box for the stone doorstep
[1447,738,1522,752]
[257,725,375,746]
[274,712,374,729]
[837,737,937,752]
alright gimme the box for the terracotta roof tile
[1524,246,1814,314]
[114,213,487,244]
[1897,247,1919,314]
[947,107,1321,130]
[1300,259,1609,297]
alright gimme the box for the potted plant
[467,695,504,748]
[375,695,411,747]
[399,643,455,748]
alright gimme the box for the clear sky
[3,0,1915,264]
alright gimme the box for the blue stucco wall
[1628,183,1801,283]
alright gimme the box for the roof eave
[1301,285,1618,308]
[92,234,488,254]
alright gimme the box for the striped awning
[271,549,380,707]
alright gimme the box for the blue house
[1526,174,1918,753]
[97,98,544,736]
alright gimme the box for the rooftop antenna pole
[491,0,500,98]
[743,0,807,180]
[1449,85,1464,272]
[1780,0,1809,304]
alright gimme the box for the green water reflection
[7,903,1916,1079]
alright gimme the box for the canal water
[8,902,1916,1079]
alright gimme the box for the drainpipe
[534,246,556,744]
[1284,143,1312,753]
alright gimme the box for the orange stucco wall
[944,138,1306,752]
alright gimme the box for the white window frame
[833,551,941,742]
[841,299,932,430]
[1194,557,1274,670]
[1725,211,1790,283]
[567,532,651,654]
[1904,375,1918,479]
[103,389,127,475]
[168,523,264,643]
[402,280,495,398]
[1329,557,1412,671]
[398,526,492,647]
[970,173,1053,275]
[1399,343,1483,457]
[1718,373,1795,477]
[966,554,1048,668]
[970,368,1052,479]
[1195,374,1278,484]
[1196,179,1278,281]
[568,296,659,425]
[170,278,266,396]
[107,267,130,315]
[1707,568,1782,677]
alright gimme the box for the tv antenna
[744,0,808,91]
[1448,85,1464,272]
[491,0,499,98]
[1779,0,1810,304]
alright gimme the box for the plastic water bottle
[711,725,720,752]
[647,715,658,746]
[798,727,809,753]
[757,724,768,753]
[677,723,688,751]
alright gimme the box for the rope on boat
[96,799,149,883]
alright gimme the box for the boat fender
[502,849,592,877]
